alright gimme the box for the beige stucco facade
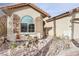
[0,3,50,41]
[46,12,79,39]
[10,6,45,40]
[56,16,72,39]
[13,7,43,33]
[45,21,54,36]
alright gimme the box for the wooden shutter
[35,17,43,35]
[13,14,20,33]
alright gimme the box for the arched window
[21,15,35,32]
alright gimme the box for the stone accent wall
[0,15,7,37]
[13,14,20,33]
[35,17,43,37]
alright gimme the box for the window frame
[29,24,35,32]
[21,15,35,33]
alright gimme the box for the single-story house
[0,3,50,41]
[46,7,79,40]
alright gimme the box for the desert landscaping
[0,3,79,56]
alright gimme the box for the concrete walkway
[58,47,79,56]
[71,39,79,47]
[57,39,79,56]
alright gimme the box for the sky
[0,3,79,16]
[35,3,79,16]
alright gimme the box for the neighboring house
[0,3,50,41]
[46,8,79,40]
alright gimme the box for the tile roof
[47,7,79,22]
[0,3,50,17]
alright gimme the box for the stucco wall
[44,20,54,36]
[47,21,54,36]
[56,16,72,39]
[47,16,72,38]
[13,8,41,22]
[47,12,79,39]
[12,7,44,38]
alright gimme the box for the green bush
[10,43,17,49]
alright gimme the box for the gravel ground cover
[0,36,53,56]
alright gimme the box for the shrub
[33,36,39,44]
[10,42,17,49]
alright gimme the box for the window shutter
[35,17,43,35]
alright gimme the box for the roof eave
[0,3,50,17]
